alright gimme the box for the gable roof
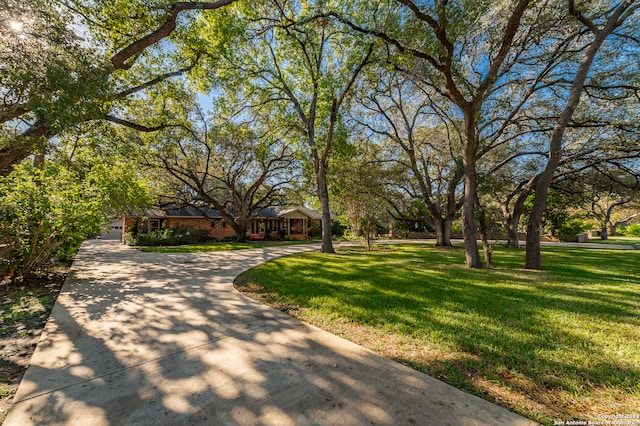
[277,206,326,220]
[129,205,280,219]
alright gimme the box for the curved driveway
[5,240,535,425]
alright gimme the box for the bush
[308,222,322,238]
[124,226,210,246]
[331,220,346,238]
[0,164,103,277]
[556,218,589,242]
[621,224,640,237]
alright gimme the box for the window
[149,219,160,232]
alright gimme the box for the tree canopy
[2,0,639,273]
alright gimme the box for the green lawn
[235,244,640,425]
[587,236,640,247]
[138,239,319,253]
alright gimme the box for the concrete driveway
[4,240,535,425]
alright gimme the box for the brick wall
[123,217,238,241]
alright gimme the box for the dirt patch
[0,269,67,423]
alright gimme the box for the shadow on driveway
[4,240,535,425]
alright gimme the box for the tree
[0,147,150,277]
[525,1,640,269]
[330,0,535,268]
[201,0,376,252]
[582,166,640,239]
[353,70,464,246]
[1,0,236,174]
[330,0,536,267]
[144,102,297,242]
[332,140,389,250]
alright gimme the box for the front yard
[235,244,640,425]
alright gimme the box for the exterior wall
[165,218,238,240]
[123,210,323,242]
[283,211,309,220]
[288,234,308,240]
[250,218,281,235]
[123,217,237,241]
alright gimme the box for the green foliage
[87,162,152,216]
[0,164,103,276]
[307,221,322,238]
[331,219,347,237]
[621,224,640,237]
[555,218,590,242]
[1,0,110,143]
[523,190,592,241]
[123,225,210,246]
[0,149,151,277]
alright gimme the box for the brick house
[122,205,324,241]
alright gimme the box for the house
[122,205,325,242]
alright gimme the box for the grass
[1,272,66,423]
[587,236,640,248]
[0,287,57,332]
[235,244,640,425]
[137,239,319,253]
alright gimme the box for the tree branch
[115,53,202,98]
[110,0,235,70]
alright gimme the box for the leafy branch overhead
[0,0,236,174]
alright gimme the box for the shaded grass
[138,239,318,253]
[235,244,640,425]
[0,272,66,422]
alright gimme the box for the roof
[128,205,279,219]
[277,206,330,220]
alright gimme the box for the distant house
[121,205,325,242]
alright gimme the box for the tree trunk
[601,205,616,240]
[365,220,374,251]
[504,216,520,248]
[525,177,554,269]
[434,216,453,247]
[502,190,528,248]
[481,232,494,268]
[461,113,482,268]
[525,7,623,269]
[233,221,248,242]
[316,164,335,253]
[476,195,494,268]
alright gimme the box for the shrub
[621,224,640,237]
[556,218,589,242]
[331,220,346,237]
[123,226,210,246]
[308,222,322,238]
[0,164,103,277]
